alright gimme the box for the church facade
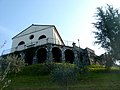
[3,24,95,65]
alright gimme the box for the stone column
[72,42,79,63]
[46,44,53,62]
[62,48,65,62]
[72,42,79,62]
[32,55,37,64]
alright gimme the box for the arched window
[18,41,25,46]
[38,35,46,40]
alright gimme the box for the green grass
[5,64,120,90]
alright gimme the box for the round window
[29,35,34,40]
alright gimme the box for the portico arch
[24,50,34,65]
[37,48,47,63]
[52,47,62,62]
[65,49,74,63]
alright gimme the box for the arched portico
[52,47,62,62]
[37,48,47,63]
[65,49,74,63]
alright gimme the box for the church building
[3,24,95,65]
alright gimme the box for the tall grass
[5,64,120,90]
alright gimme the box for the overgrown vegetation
[51,63,78,90]
[0,55,25,90]
[0,59,11,90]
[4,63,120,90]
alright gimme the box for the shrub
[88,65,104,68]
[0,61,11,90]
[6,55,25,74]
[18,62,68,76]
[51,63,78,90]
[19,63,54,76]
[88,65,106,72]
[0,55,25,90]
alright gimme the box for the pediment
[12,24,54,39]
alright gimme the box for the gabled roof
[12,24,65,45]
[53,25,65,45]
[12,24,54,39]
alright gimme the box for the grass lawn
[5,64,120,90]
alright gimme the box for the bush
[18,62,76,76]
[6,55,25,74]
[51,63,78,90]
[88,65,104,68]
[0,61,11,90]
[88,65,106,72]
[0,55,25,90]
[18,64,49,76]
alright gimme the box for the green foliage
[19,63,51,76]
[44,62,56,72]
[0,61,11,90]
[6,55,25,74]
[88,64,117,72]
[5,63,120,90]
[88,64,105,71]
[93,4,120,60]
[104,53,113,70]
[18,63,76,77]
[89,64,104,68]
[0,55,25,90]
[74,58,89,74]
[51,63,78,90]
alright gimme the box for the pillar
[46,44,53,62]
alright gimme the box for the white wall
[15,25,51,38]
[53,28,63,45]
[11,25,64,52]
[12,27,53,50]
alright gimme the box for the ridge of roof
[53,26,65,45]
[31,24,55,27]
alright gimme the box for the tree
[93,4,120,60]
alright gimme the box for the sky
[0,0,120,55]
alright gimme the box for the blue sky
[0,0,120,55]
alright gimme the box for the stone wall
[10,43,91,65]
